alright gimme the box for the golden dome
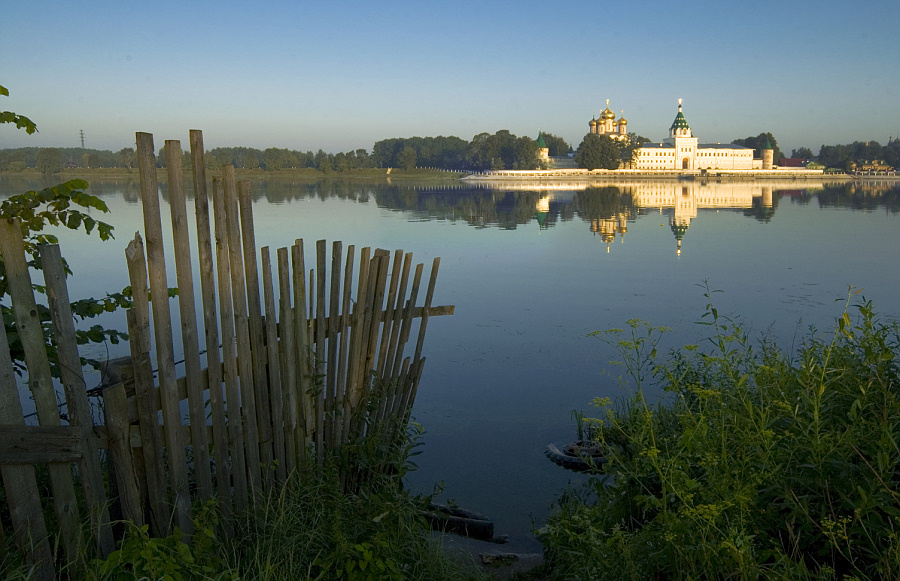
[589,117,598,127]
[601,99,615,119]
[618,111,627,125]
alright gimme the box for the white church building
[632,100,771,171]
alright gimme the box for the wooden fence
[0,129,453,578]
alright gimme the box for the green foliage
[621,133,651,165]
[818,140,900,170]
[0,85,38,135]
[733,132,783,163]
[397,145,418,170]
[229,419,486,581]
[541,133,570,157]
[791,146,814,159]
[89,500,238,581]
[465,130,541,171]
[373,136,469,170]
[575,134,621,170]
[0,181,129,375]
[540,286,900,580]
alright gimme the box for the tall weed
[540,287,900,580]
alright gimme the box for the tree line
[4,131,898,174]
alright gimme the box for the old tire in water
[545,440,608,473]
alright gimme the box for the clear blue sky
[2,0,899,155]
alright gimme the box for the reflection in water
[3,176,898,255]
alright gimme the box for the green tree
[263,147,286,171]
[883,138,900,168]
[575,134,621,170]
[117,147,135,168]
[512,136,540,170]
[732,132,782,163]
[35,147,62,174]
[540,133,570,157]
[791,147,813,159]
[333,151,351,172]
[397,146,417,170]
[622,133,651,165]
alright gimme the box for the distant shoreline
[461,168,871,182]
[0,167,467,181]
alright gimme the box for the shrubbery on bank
[538,289,899,580]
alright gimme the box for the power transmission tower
[79,129,85,149]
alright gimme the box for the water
[3,175,899,550]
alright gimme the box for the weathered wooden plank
[0,426,82,463]
[325,241,342,449]
[390,263,424,394]
[314,240,326,460]
[0,316,54,580]
[374,250,406,423]
[399,258,441,419]
[379,252,414,421]
[400,357,427,423]
[366,250,391,374]
[40,244,114,554]
[342,247,371,443]
[125,239,171,538]
[375,250,404,380]
[190,131,232,516]
[101,383,144,525]
[291,240,312,463]
[332,245,355,447]
[212,176,248,512]
[291,305,453,341]
[0,218,81,560]
[238,180,274,488]
[136,132,193,537]
[261,247,286,484]
[359,250,391,436]
[165,139,213,501]
[413,257,441,364]
[223,167,262,493]
[277,247,298,473]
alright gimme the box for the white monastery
[631,99,772,171]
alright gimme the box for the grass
[1,422,489,580]
[537,286,900,580]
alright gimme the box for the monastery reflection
[535,180,782,255]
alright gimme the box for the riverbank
[462,167,848,181]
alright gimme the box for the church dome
[618,114,628,125]
[589,118,598,127]
[670,99,690,133]
[602,107,615,120]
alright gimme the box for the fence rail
[0,129,453,579]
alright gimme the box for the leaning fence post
[40,244,115,556]
[190,131,233,520]
[0,266,54,579]
[165,140,214,502]
[0,218,81,561]
[136,131,193,538]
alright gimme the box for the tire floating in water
[545,440,609,473]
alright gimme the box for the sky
[2,0,899,156]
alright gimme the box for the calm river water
[2,175,899,550]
